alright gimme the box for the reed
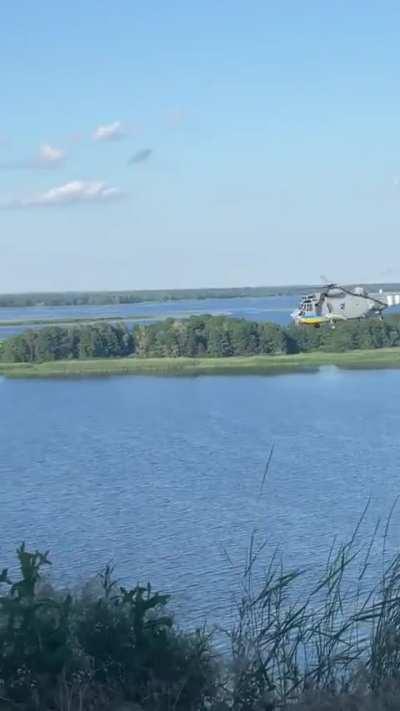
[2,505,400,708]
[2,348,400,379]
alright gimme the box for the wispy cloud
[37,144,66,166]
[1,180,125,209]
[92,121,126,142]
[128,148,152,165]
[0,143,66,171]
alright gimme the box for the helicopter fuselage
[291,286,400,327]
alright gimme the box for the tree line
[0,285,305,308]
[134,314,400,356]
[1,285,398,308]
[0,322,134,362]
[2,314,400,362]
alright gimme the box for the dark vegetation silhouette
[0,287,312,308]
[3,315,400,363]
[1,284,400,307]
[3,513,400,709]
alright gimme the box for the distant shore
[0,285,304,309]
[0,315,150,328]
[1,282,400,309]
[1,348,400,379]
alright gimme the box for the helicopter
[291,281,400,328]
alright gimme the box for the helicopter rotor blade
[320,274,331,285]
[319,275,338,293]
[319,276,356,296]
[316,275,388,312]
[329,282,387,308]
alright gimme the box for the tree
[0,330,37,362]
[205,317,233,357]
[285,324,322,353]
[227,319,259,355]
[34,326,71,361]
[177,316,208,356]
[258,322,289,354]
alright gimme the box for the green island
[2,313,400,379]
[2,313,400,378]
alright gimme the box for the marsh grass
[2,508,400,709]
[226,501,400,709]
[2,348,400,379]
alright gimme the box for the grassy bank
[2,347,400,378]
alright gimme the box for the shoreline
[1,282,399,310]
[1,348,400,379]
[0,315,154,327]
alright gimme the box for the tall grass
[226,503,400,709]
[3,512,400,709]
[2,348,400,380]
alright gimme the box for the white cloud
[2,180,125,209]
[38,143,65,165]
[92,121,126,142]
[0,143,66,171]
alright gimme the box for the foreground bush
[4,526,400,709]
[0,545,217,710]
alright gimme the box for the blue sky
[2,1,400,292]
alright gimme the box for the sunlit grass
[1,347,400,378]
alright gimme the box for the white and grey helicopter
[291,281,400,328]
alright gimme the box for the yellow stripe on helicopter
[296,314,347,326]
[296,317,325,326]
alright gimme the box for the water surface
[1,369,400,626]
[0,295,298,340]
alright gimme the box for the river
[2,293,400,340]
[1,368,400,629]
[0,295,298,339]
